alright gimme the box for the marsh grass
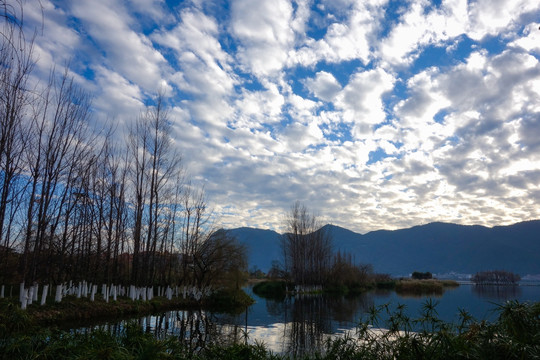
[395,279,458,296]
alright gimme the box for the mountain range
[228,220,540,277]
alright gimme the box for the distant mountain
[227,227,282,273]
[229,220,540,276]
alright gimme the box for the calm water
[84,283,540,356]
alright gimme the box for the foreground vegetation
[1,300,538,359]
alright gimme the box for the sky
[20,0,540,234]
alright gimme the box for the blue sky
[22,0,540,233]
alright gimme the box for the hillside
[230,220,540,276]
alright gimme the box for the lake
[83,283,540,356]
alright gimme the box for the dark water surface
[81,283,540,356]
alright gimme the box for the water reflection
[75,284,540,356]
[472,285,522,301]
[258,293,375,357]
[84,294,375,356]
[109,309,249,356]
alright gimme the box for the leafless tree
[20,68,93,284]
[0,0,35,284]
[282,201,332,286]
[128,92,182,286]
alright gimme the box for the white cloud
[509,22,540,54]
[304,71,342,102]
[467,0,539,40]
[22,0,80,73]
[335,68,394,137]
[292,1,385,67]
[19,0,540,234]
[92,66,144,122]
[71,0,167,91]
[231,0,295,77]
[378,0,468,66]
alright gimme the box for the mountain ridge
[229,220,540,276]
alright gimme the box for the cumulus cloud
[509,22,540,54]
[24,0,540,233]
[292,1,384,67]
[231,0,295,77]
[335,68,395,137]
[71,0,167,91]
[304,71,342,102]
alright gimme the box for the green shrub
[252,281,287,300]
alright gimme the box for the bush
[412,271,432,280]
[252,281,287,300]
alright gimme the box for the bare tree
[128,92,182,286]
[178,184,208,287]
[0,0,35,284]
[282,201,332,286]
[21,68,93,284]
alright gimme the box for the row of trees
[471,270,521,286]
[0,2,246,293]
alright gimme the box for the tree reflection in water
[77,293,374,356]
[281,293,374,358]
[472,285,522,301]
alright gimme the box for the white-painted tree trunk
[55,284,63,302]
[90,285,97,301]
[19,282,25,303]
[41,285,49,305]
[0,285,4,298]
[77,282,82,298]
[141,288,147,301]
[32,284,39,302]
[130,285,136,301]
[27,287,34,305]
[20,289,28,310]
